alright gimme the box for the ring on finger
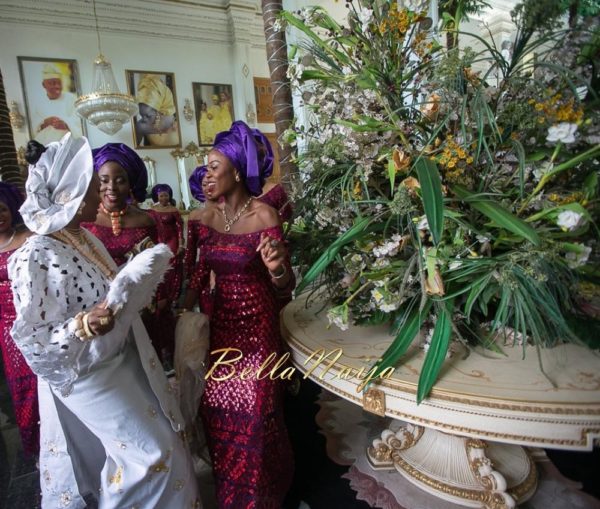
[270,239,279,247]
[99,316,109,326]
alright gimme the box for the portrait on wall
[126,70,182,149]
[17,56,86,144]
[192,82,234,146]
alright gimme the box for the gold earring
[77,201,86,215]
[153,112,162,129]
[235,174,241,182]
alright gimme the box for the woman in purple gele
[82,143,174,365]
[0,182,39,457]
[149,183,184,300]
[190,121,295,508]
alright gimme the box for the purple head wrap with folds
[92,143,148,202]
[151,183,173,203]
[0,181,24,226]
[189,165,207,202]
[212,121,274,196]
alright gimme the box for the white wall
[1,17,271,203]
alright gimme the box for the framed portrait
[192,82,234,146]
[17,56,86,144]
[126,70,182,149]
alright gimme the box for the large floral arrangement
[281,0,600,402]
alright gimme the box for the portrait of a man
[18,57,85,144]
[192,83,234,146]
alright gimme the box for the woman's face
[157,191,170,206]
[98,161,130,210]
[0,202,13,234]
[139,103,158,125]
[79,173,102,222]
[204,149,239,199]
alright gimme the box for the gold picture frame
[126,69,182,149]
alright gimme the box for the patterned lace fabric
[260,184,293,223]
[81,222,173,363]
[0,249,40,456]
[193,224,294,508]
[8,235,112,395]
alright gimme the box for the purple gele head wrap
[0,181,24,226]
[189,165,207,202]
[151,183,173,203]
[92,143,148,202]
[212,120,274,196]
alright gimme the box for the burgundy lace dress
[190,224,294,508]
[0,249,39,456]
[148,209,183,303]
[82,223,174,363]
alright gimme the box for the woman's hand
[256,233,287,280]
[86,301,115,336]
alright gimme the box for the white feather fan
[105,243,173,313]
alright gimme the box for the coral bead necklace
[100,203,128,236]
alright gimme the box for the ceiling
[0,0,266,45]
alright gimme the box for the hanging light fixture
[75,0,138,135]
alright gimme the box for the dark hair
[25,140,47,165]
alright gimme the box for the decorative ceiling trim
[0,0,267,47]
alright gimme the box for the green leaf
[388,158,396,196]
[296,217,372,293]
[417,301,453,404]
[583,172,598,201]
[415,158,444,245]
[526,202,591,223]
[367,300,432,384]
[453,185,541,246]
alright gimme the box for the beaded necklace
[100,203,128,236]
[54,228,116,280]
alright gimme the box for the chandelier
[75,0,137,135]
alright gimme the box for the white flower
[416,216,429,230]
[342,66,353,76]
[546,123,578,144]
[565,245,592,268]
[448,259,462,270]
[556,210,585,231]
[327,304,349,331]
[357,7,373,32]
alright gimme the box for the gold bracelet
[81,312,95,340]
[269,265,287,280]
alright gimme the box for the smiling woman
[183,121,295,508]
[82,143,177,366]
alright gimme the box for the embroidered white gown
[8,233,201,509]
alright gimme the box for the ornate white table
[281,295,600,508]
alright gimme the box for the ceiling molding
[0,0,268,47]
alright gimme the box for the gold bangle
[269,265,287,280]
[82,312,95,339]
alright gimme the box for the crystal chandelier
[75,0,137,135]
